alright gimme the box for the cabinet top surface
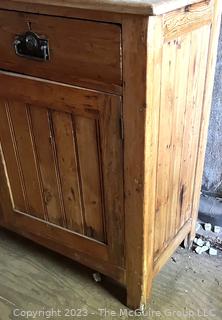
[1,0,210,15]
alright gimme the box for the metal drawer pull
[14,31,50,61]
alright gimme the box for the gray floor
[0,229,221,320]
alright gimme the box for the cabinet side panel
[154,0,221,275]
[190,0,222,241]
[154,25,211,259]
[177,26,210,231]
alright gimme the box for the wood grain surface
[190,0,222,242]
[0,0,220,311]
[154,23,211,260]
[0,10,122,94]
[0,71,125,272]
[0,0,212,15]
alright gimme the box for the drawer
[0,10,122,93]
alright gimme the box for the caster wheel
[92,272,102,283]
[139,304,145,312]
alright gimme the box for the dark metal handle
[14,31,50,61]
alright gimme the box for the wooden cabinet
[0,0,221,310]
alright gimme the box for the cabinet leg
[92,272,102,283]
[126,275,153,310]
[183,233,194,250]
[185,217,199,250]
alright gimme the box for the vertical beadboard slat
[75,116,105,242]
[8,102,44,218]
[0,101,27,212]
[30,107,65,226]
[52,111,84,234]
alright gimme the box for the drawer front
[0,10,122,93]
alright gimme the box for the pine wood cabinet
[0,0,221,310]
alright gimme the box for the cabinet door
[0,72,124,270]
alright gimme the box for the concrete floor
[0,229,221,320]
